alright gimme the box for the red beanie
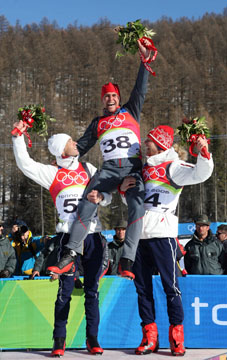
[101,82,120,100]
[147,125,174,150]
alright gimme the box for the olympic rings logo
[56,170,89,186]
[143,166,166,181]
[99,113,125,131]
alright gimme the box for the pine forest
[0,11,226,235]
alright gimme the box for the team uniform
[122,125,214,356]
[63,62,149,271]
[12,134,111,356]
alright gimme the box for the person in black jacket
[216,224,227,274]
[184,215,225,275]
[0,223,17,278]
[107,220,127,275]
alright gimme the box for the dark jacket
[184,230,225,275]
[77,62,148,157]
[33,235,60,275]
[107,235,124,275]
[0,235,17,276]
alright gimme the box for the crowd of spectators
[0,216,227,279]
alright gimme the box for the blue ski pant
[53,232,104,339]
[133,237,184,326]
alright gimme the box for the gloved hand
[74,278,84,289]
[0,269,10,278]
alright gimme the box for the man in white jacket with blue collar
[12,120,111,356]
[120,125,214,356]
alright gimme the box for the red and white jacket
[141,147,213,239]
[13,135,112,234]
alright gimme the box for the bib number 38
[103,136,131,153]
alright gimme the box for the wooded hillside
[0,11,226,234]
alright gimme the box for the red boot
[169,324,185,356]
[86,335,104,355]
[135,323,159,355]
[118,258,135,280]
[51,337,65,357]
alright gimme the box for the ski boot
[118,258,135,280]
[169,324,185,356]
[135,322,159,355]
[51,337,65,357]
[47,249,76,275]
[86,335,103,355]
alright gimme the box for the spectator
[107,220,127,275]
[184,215,225,275]
[11,224,38,276]
[216,224,227,250]
[0,222,17,278]
[7,219,28,242]
[31,235,58,277]
[216,224,227,274]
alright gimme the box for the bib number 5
[63,198,78,213]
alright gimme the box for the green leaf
[115,19,155,58]
[17,104,56,140]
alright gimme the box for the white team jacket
[141,147,214,239]
[12,135,112,234]
[123,147,214,239]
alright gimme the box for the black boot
[51,337,65,357]
[86,335,104,355]
[47,249,76,275]
[118,258,135,280]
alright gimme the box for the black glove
[74,278,84,289]
[0,269,10,278]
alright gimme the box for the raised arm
[124,39,152,122]
[12,121,57,189]
[170,138,214,186]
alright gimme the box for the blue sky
[0,0,226,28]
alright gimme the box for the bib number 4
[144,193,161,207]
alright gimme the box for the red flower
[42,107,45,113]
[182,117,190,124]
[27,118,34,126]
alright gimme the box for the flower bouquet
[115,19,158,76]
[11,104,56,147]
[176,116,210,158]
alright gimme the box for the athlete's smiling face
[62,138,79,157]
[102,92,120,113]
[144,138,160,157]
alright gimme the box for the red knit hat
[147,125,174,150]
[101,82,120,100]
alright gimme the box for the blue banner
[178,222,226,236]
[154,275,227,348]
[1,275,227,349]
